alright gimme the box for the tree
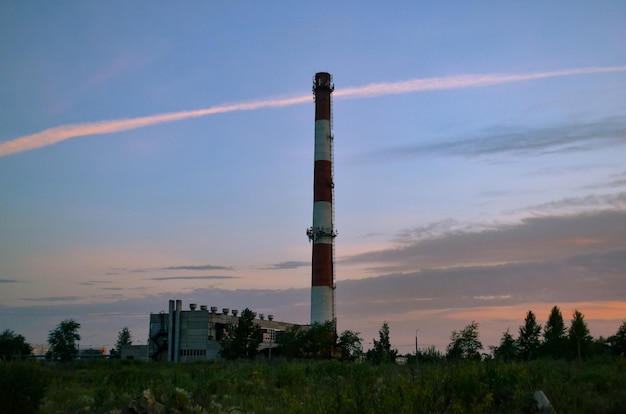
[110,327,133,358]
[0,329,32,360]
[608,321,626,356]
[276,321,336,359]
[417,346,445,363]
[276,325,305,359]
[300,322,336,359]
[47,319,81,362]
[590,336,610,357]
[492,329,518,362]
[367,321,398,364]
[517,310,541,360]
[446,321,482,361]
[337,330,363,361]
[568,309,592,360]
[542,306,567,359]
[277,322,360,360]
[219,308,262,360]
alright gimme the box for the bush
[0,361,49,414]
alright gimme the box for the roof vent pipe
[190,303,197,311]
[232,309,238,317]
[200,305,208,311]
[222,308,229,315]
[210,306,218,313]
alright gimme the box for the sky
[1,1,625,354]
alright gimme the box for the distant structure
[144,300,302,362]
[307,72,336,326]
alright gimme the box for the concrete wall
[121,345,149,361]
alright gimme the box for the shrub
[0,361,49,414]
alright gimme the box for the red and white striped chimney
[307,72,336,325]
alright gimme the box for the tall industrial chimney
[307,72,336,325]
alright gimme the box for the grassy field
[2,357,626,413]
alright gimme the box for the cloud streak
[147,276,237,281]
[20,296,82,302]
[265,261,310,270]
[366,115,626,162]
[2,66,625,157]
[343,210,626,273]
[162,264,232,271]
[337,259,626,316]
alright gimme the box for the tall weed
[10,356,626,413]
[0,361,49,414]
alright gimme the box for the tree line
[421,306,626,363]
[489,306,626,362]
[219,306,626,363]
[219,308,364,361]
[2,305,626,362]
[0,320,132,361]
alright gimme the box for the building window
[180,349,207,357]
[263,328,276,342]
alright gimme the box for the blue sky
[1,1,625,353]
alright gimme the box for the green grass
[2,357,625,413]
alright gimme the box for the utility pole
[415,329,419,366]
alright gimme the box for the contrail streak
[334,66,626,99]
[1,65,625,157]
[0,96,311,157]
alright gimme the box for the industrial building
[140,300,304,361]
